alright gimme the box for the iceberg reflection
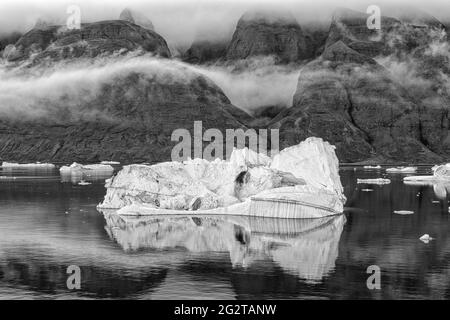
[404,180,450,199]
[102,212,346,283]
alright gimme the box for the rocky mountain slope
[0,7,449,164]
[0,59,250,163]
[226,10,315,63]
[0,16,252,163]
[4,20,170,64]
[271,8,450,163]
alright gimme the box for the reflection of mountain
[0,247,167,298]
[102,212,346,283]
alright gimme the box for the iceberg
[419,234,433,243]
[393,210,414,215]
[59,162,114,173]
[386,167,417,173]
[60,162,115,184]
[98,137,346,218]
[363,165,382,170]
[357,178,391,185]
[100,161,121,165]
[404,163,450,182]
[1,162,55,169]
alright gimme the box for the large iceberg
[98,137,346,218]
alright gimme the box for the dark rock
[0,31,22,51]
[325,8,401,57]
[183,40,228,64]
[226,10,314,63]
[0,64,252,163]
[271,39,447,163]
[7,20,170,63]
[322,40,377,65]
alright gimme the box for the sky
[0,0,449,46]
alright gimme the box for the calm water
[0,165,449,300]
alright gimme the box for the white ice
[419,234,433,243]
[60,162,114,173]
[100,161,121,165]
[1,162,55,169]
[98,137,346,218]
[363,165,382,169]
[357,178,391,185]
[393,210,414,215]
[386,167,417,173]
[404,163,450,183]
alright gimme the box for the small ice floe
[419,234,433,243]
[386,167,417,173]
[0,176,17,180]
[363,165,382,170]
[357,178,391,185]
[1,162,55,169]
[404,163,450,183]
[361,189,373,192]
[394,210,414,215]
[78,180,92,186]
[100,161,121,165]
[60,162,114,173]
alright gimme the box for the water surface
[0,165,449,299]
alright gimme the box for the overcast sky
[0,0,449,46]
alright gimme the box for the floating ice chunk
[432,163,450,178]
[404,175,435,182]
[357,178,391,185]
[1,162,55,169]
[363,165,381,169]
[419,234,433,243]
[100,161,121,165]
[405,163,450,183]
[386,167,417,173]
[393,210,414,215]
[60,162,114,173]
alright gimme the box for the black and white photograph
[0,0,450,307]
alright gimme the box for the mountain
[183,40,228,64]
[0,58,250,163]
[5,20,170,63]
[0,19,252,163]
[226,10,315,63]
[271,8,450,163]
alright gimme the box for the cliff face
[0,61,250,163]
[271,8,450,163]
[5,20,171,63]
[1,7,449,164]
[226,11,314,63]
[0,19,252,163]
[183,40,228,64]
